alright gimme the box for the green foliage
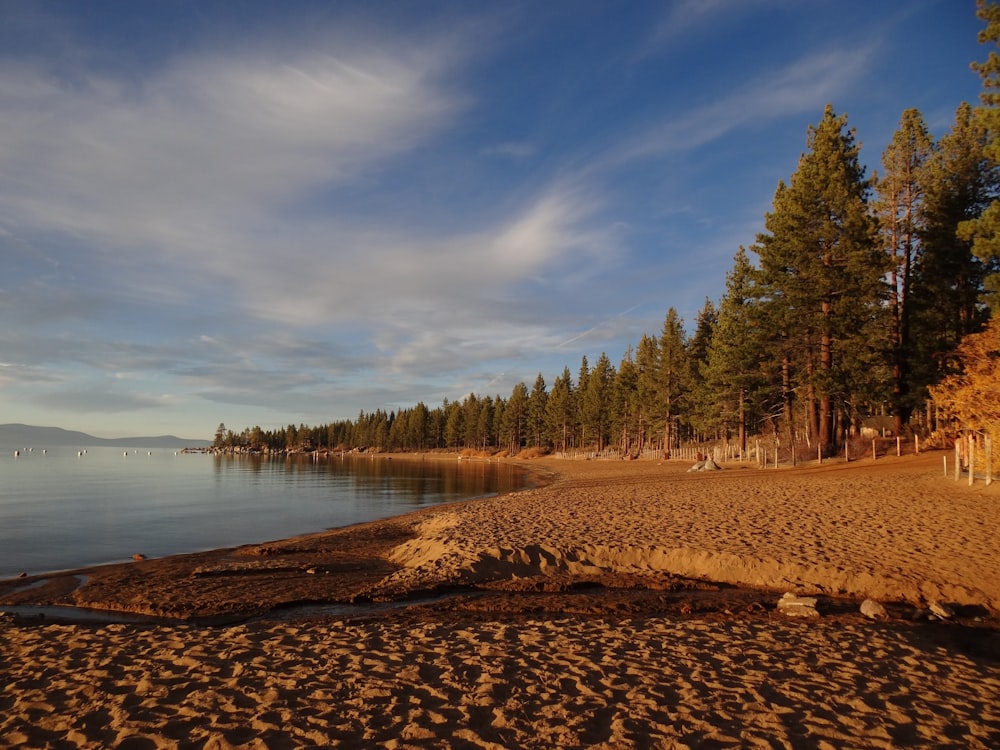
[657,308,688,451]
[545,367,575,453]
[875,108,933,428]
[754,105,886,450]
[961,1,1000,304]
[702,248,766,451]
[912,103,997,402]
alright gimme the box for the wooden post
[987,435,993,487]
[955,441,961,482]
[896,436,901,457]
[818,444,822,464]
[969,433,975,487]
[943,455,948,477]
[872,439,877,461]
[845,440,849,463]
[915,435,920,454]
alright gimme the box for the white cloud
[0,28,622,351]
[0,40,463,259]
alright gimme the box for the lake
[0,446,533,580]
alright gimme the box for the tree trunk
[737,387,747,455]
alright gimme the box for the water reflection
[211,454,533,506]
[0,448,536,581]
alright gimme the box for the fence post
[987,435,993,487]
[896,436,901,457]
[955,441,961,482]
[872,439,877,461]
[969,433,975,487]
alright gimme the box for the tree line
[215,3,1000,459]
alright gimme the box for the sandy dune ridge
[377,453,1000,611]
[2,450,999,748]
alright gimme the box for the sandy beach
[2,451,999,748]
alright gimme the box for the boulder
[860,598,888,620]
[777,592,820,617]
[687,458,722,472]
[929,600,954,619]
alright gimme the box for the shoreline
[4,451,1000,748]
[2,449,999,621]
[0,449,547,585]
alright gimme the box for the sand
[2,451,999,748]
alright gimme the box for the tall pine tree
[658,308,688,454]
[911,102,997,411]
[703,248,765,453]
[960,0,1000,306]
[754,105,885,453]
[875,109,933,431]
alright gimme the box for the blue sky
[0,0,988,440]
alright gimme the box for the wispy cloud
[0,38,464,270]
[481,141,536,159]
[635,0,788,61]
[607,45,874,167]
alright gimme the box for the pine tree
[576,356,590,449]
[491,395,505,452]
[581,353,614,452]
[703,248,765,453]
[545,366,575,453]
[477,396,495,452]
[960,0,1000,306]
[613,348,639,456]
[658,308,688,454]
[408,402,429,450]
[634,333,660,450]
[875,109,933,431]
[912,103,997,409]
[527,374,548,448]
[444,400,464,449]
[685,298,718,439]
[753,105,884,453]
[213,423,227,449]
[501,383,528,454]
[462,393,480,449]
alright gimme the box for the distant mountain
[0,423,212,449]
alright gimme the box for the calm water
[0,447,532,580]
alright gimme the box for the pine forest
[215,3,1000,464]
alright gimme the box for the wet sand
[2,451,999,748]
